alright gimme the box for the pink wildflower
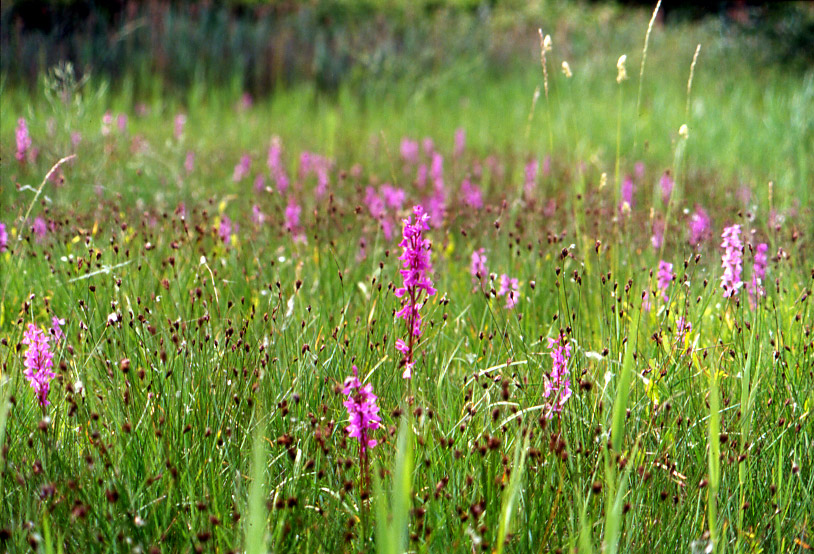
[460,178,483,209]
[400,138,419,165]
[50,316,66,343]
[394,206,436,379]
[253,173,266,192]
[251,205,265,226]
[101,111,113,136]
[217,216,236,244]
[174,113,187,139]
[232,154,251,182]
[32,217,47,241]
[656,260,674,302]
[720,224,743,297]
[524,160,538,198]
[689,206,711,246]
[0,222,7,253]
[544,333,572,417]
[381,185,406,211]
[470,248,487,287]
[267,137,290,193]
[342,365,381,454]
[675,317,692,343]
[23,324,56,408]
[16,118,32,163]
[497,274,519,309]
[746,242,769,300]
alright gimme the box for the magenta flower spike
[16,118,32,163]
[657,260,674,302]
[342,366,381,454]
[0,222,8,253]
[497,274,519,309]
[689,206,711,246]
[23,324,56,408]
[395,205,436,379]
[470,248,488,288]
[720,224,743,298]
[544,333,572,417]
[746,242,769,301]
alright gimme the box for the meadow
[0,3,812,553]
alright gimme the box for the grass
[0,4,812,553]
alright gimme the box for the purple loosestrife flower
[50,316,65,344]
[497,274,519,309]
[0,222,8,253]
[365,187,394,241]
[342,366,381,454]
[251,205,265,226]
[284,199,306,243]
[524,160,538,198]
[32,217,47,242]
[460,178,483,209]
[232,154,251,182]
[746,243,769,300]
[174,113,187,140]
[217,216,236,244]
[395,205,436,379]
[267,137,290,193]
[101,111,113,136]
[544,333,572,418]
[470,248,488,288]
[656,260,674,302]
[117,114,128,133]
[382,185,406,211]
[675,317,692,344]
[23,324,56,408]
[720,224,743,297]
[634,161,646,179]
[689,206,711,246]
[400,138,419,165]
[16,118,32,163]
[253,173,266,192]
[422,137,435,156]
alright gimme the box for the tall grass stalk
[495,428,530,554]
[707,357,721,554]
[633,0,662,153]
[736,317,760,552]
[375,416,413,554]
[246,420,269,554]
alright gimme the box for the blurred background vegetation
[3,0,813,98]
